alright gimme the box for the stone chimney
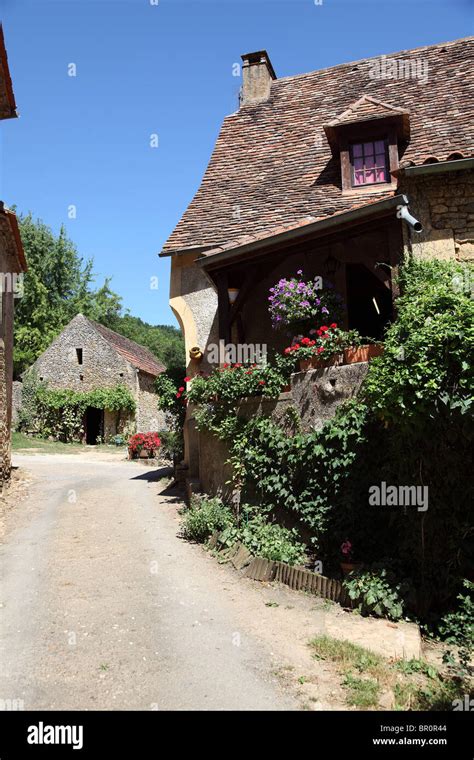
[240,51,276,106]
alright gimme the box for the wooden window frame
[338,121,400,195]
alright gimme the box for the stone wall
[399,167,474,262]
[196,362,370,497]
[0,338,10,490]
[136,371,167,432]
[11,380,22,430]
[31,314,137,393]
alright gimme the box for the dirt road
[0,453,346,711]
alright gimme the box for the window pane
[354,171,364,185]
[374,140,385,153]
[376,168,387,182]
[365,169,376,183]
[353,157,364,170]
[365,155,375,169]
[352,143,363,157]
[364,142,374,156]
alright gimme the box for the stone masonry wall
[31,314,137,393]
[197,362,369,498]
[399,168,474,262]
[136,371,167,432]
[0,339,10,489]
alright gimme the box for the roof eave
[394,157,474,178]
[198,195,406,270]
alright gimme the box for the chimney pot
[240,50,276,106]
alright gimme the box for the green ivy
[31,384,136,442]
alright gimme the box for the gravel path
[0,454,316,711]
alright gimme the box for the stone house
[160,38,473,482]
[26,314,166,443]
[0,26,26,490]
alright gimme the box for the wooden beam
[215,271,230,343]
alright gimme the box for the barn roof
[91,320,166,377]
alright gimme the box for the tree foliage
[14,213,184,376]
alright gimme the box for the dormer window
[323,95,410,195]
[350,139,389,186]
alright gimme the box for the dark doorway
[85,407,104,445]
[346,263,393,341]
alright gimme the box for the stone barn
[26,314,167,443]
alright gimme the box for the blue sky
[0,0,471,327]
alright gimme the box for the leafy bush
[187,361,290,439]
[364,258,473,423]
[343,569,405,621]
[219,509,307,565]
[17,370,47,432]
[158,430,184,462]
[439,579,474,676]
[181,496,235,543]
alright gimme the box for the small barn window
[76,348,83,365]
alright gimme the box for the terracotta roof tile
[91,321,166,377]
[163,37,474,254]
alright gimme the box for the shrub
[343,568,405,621]
[218,509,307,565]
[181,496,235,543]
[158,430,184,462]
[439,579,474,676]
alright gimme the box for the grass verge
[310,634,468,711]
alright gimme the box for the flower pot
[343,344,384,365]
[128,448,137,460]
[139,449,151,459]
[299,358,312,372]
[311,353,343,369]
[340,562,363,576]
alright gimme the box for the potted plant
[283,336,317,371]
[310,323,345,368]
[128,432,161,460]
[269,270,342,335]
[340,540,363,576]
[343,332,384,364]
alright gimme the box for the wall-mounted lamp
[228,287,239,304]
[324,255,340,277]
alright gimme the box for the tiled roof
[162,37,474,254]
[91,320,166,377]
[0,203,27,271]
[0,25,17,120]
[326,95,407,126]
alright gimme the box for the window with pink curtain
[351,140,388,186]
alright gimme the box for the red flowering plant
[309,324,362,362]
[185,361,290,437]
[341,539,353,561]
[128,432,161,458]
